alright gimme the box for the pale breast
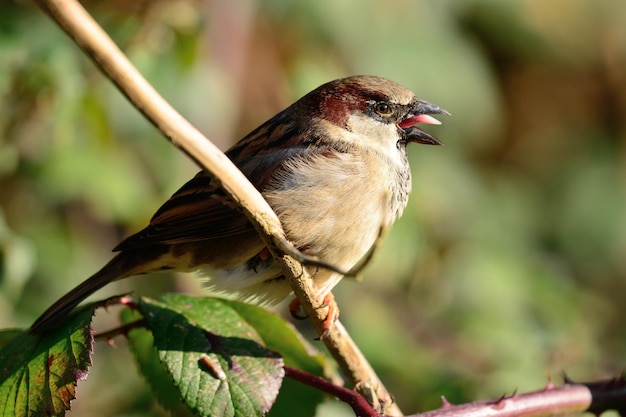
[263,146,410,272]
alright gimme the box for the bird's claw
[289,293,339,340]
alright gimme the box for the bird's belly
[258,148,409,298]
[266,174,395,301]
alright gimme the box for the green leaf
[225,301,325,373]
[225,302,327,417]
[121,308,193,415]
[139,294,284,417]
[0,306,95,417]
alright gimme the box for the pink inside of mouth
[398,114,442,129]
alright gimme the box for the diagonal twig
[32,0,401,414]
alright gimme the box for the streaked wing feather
[114,172,252,250]
[114,112,322,252]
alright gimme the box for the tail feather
[29,252,143,334]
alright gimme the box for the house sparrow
[30,75,448,333]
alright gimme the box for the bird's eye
[374,101,393,116]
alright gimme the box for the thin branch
[32,0,400,414]
[94,319,147,342]
[412,375,625,417]
[284,366,381,417]
[286,367,626,417]
[412,383,592,417]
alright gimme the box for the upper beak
[400,99,450,146]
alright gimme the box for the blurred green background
[1,0,625,416]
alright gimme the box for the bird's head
[303,75,449,152]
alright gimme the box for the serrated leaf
[225,301,327,417]
[0,306,95,417]
[139,294,284,417]
[121,308,193,415]
[225,301,325,374]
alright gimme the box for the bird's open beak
[400,100,450,146]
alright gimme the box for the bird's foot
[288,292,339,339]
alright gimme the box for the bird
[30,75,448,334]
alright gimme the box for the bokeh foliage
[1,0,625,416]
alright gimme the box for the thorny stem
[94,319,147,342]
[284,366,381,417]
[286,368,626,417]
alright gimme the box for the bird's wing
[113,171,253,250]
[114,111,330,251]
[113,126,320,251]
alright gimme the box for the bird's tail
[29,251,151,334]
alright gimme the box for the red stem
[284,365,383,417]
